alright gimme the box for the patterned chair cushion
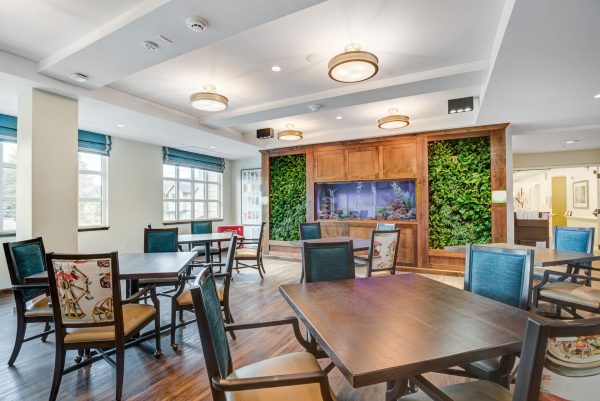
[64,304,156,343]
[225,352,337,401]
[400,380,510,401]
[177,283,224,305]
[371,232,398,271]
[24,296,53,317]
[235,248,258,259]
[540,282,600,308]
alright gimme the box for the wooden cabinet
[347,147,379,180]
[381,143,417,178]
[314,150,346,181]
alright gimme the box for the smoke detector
[308,104,322,112]
[186,17,209,32]
[142,41,159,50]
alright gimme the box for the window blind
[78,130,112,156]
[0,114,17,143]
[163,147,225,172]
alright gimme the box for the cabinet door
[397,225,417,266]
[347,147,379,180]
[314,151,346,181]
[381,143,417,178]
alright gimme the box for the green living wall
[269,154,306,241]
[428,136,492,249]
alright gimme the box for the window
[78,153,107,227]
[163,165,222,222]
[0,142,17,232]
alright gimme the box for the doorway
[551,176,567,227]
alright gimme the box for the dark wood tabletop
[289,236,371,252]
[25,252,198,282]
[177,232,235,244]
[444,243,600,267]
[280,274,536,389]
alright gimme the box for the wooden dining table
[289,236,371,252]
[178,232,235,263]
[280,274,537,401]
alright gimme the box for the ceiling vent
[142,41,159,51]
[70,73,88,83]
[186,17,209,32]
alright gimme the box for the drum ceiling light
[277,124,303,141]
[378,108,409,129]
[328,43,378,83]
[190,84,228,112]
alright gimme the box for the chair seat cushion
[235,248,258,259]
[191,246,220,254]
[225,352,337,401]
[177,283,224,305]
[64,304,156,343]
[540,282,600,308]
[401,380,511,401]
[24,296,53,318]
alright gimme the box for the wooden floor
[0,259,473,401]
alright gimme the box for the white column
[505,127,514,244]
[16,88,79,252]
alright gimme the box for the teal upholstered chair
[456,245,534,387]
[190,268,335,401]
[375,222,396,231]
[141,228,180,296]
[299,222,321,240]
[190,221,221,263]
[3,237,54,366]
[301,241,355,283]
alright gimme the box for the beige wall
[514,149,600,169]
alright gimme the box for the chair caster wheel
[171,344,178,351]
[154,350,162,359]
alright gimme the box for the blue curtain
[0,114,17,143]
[163,147,225,172]
[78,130,112,156]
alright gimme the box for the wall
[514,149,600,169]
[231,155,262,225]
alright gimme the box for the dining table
[280,273,537,401]
[289,236,371,252]
[178,232,236,263]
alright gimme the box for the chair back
[367,229,400,276]
[375,222,396,231]
[3,237,47,302]
[255,222,266,256]
[553,226,594,253]
[302,241,355,282]
[514,317,600,401]
[191,221,212,235]
[464,245,534,309]
[144,227,178,253]
[191,268,233,400]
[299,222,321,240]
[221,235,238,292]
[46,252,123,332]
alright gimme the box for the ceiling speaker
[257,128,274,139]
[448,96,474,114]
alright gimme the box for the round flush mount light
[277,124,303,141]
[190,84,228,112]
[378,108,410,130]
[328,43,379,83]
[336,116,343,120]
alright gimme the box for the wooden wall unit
[261,123,509,274]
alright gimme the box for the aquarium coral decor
[316,180,416,221]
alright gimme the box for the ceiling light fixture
[594,94,600,99]
[328,43,379,83]
[271,65,282,72]
[336,116,343,120]
[209,146,216,149]
[565,140,574,144]
[448,96,475,114]
[116,123,125,128]
[378,108,409,130]
[190,84,228,112]
[278,124,303,141]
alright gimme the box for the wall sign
[241,168,262,225]
[573,180,589,209]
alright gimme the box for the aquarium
[316,180,416,221]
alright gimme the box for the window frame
[0,141,17,234]
[78,153,108,229]
[162,164,223,223]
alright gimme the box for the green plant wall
[269,154,307,241]
[428,137,492,249]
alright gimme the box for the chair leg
[259,257,266,274]
[300,268,304,283]
[179,309,184,323]
[154,310,162,358]
[257,259,264,280]
[75,348,84,364]
[224,308,236,340]
[49,347,66,401]
[41,321,52,342]
[8,316,26,366]
[170,303,178,351]
[235,260,240,274]
[115,345,125,401]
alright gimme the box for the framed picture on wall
[241,168,262,226]
[573,180,589,209]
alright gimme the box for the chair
[451,245,534,388]
[46,252,161,401]
[234,222,266,279]
[367,229,400,277]
[140,227,180,296]
[170,235,239,350]
[402,316,600,401]
[302,240,355,283]
[190,267,336,401]
[3,238,54,366]
[191,220,222,263]
[533,226,595,284]
[299,222,321,240]
[375,222,396,231]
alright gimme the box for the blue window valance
[163,147,225,173]
[0,114,17,143]
[78,130,112,156]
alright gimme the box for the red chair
[217,225,244,248]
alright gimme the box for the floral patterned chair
[46,252,161,401]
[366,229,400,277]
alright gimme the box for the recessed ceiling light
[336,116,343,120]
[116,123,125,128]
[271,65,282,72]
[190,84,228,112]
[378,108,409,130]
[328,43,379,83]
[594,93,600,99]
[209,146,216,149]
[565,140,574,144]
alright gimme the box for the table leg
[205,241,211,263]
[386,378,408,401]
[129,279,139,298]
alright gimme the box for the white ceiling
[0,0,597,159]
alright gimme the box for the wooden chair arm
[211,371,332,400]
[122,284,156,304]
[225,317,311,350]
[12,283,49,290]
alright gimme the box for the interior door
[551,176,567,227]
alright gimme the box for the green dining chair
[301,240,355,283]
[299,222,322,240]
[139,228,180,297]
[190,220,222,263]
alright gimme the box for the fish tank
[315,180,416,221]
